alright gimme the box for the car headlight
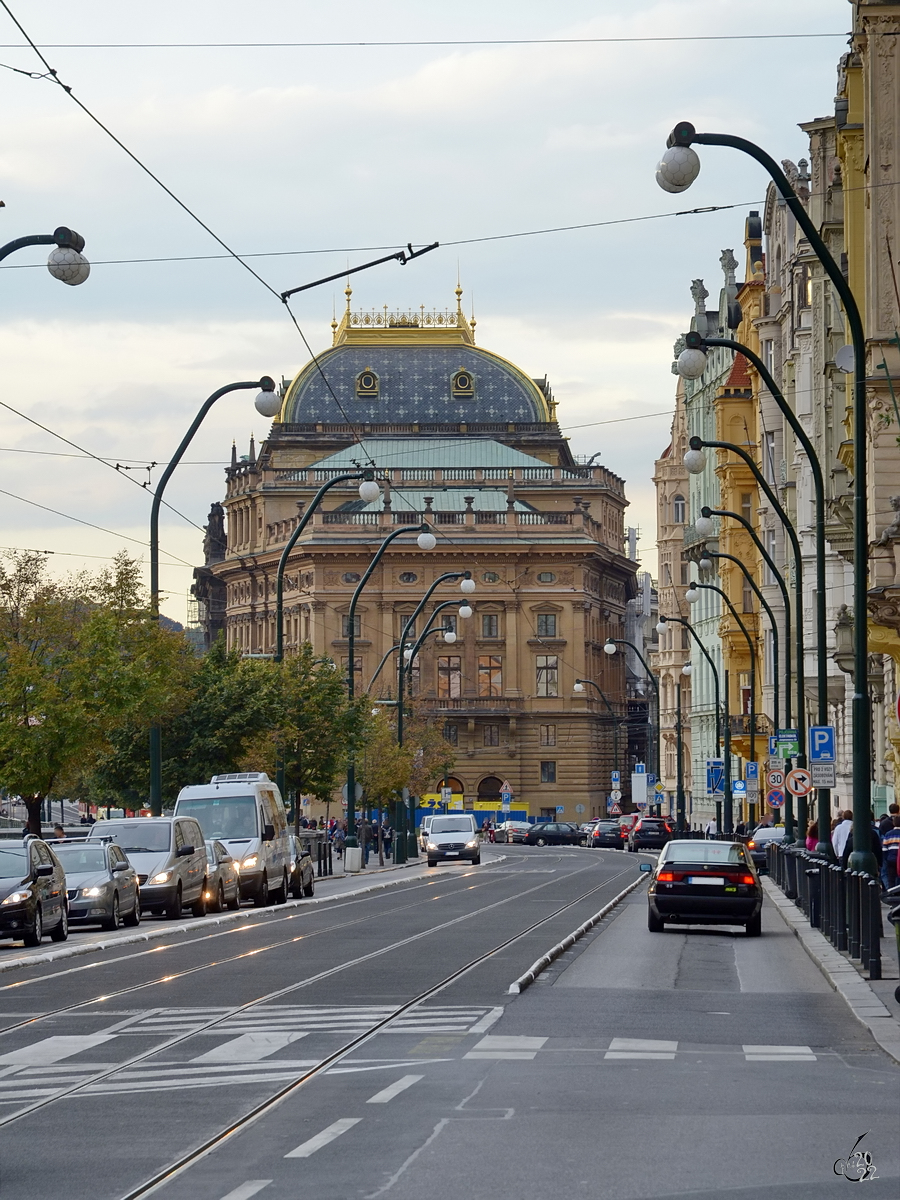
[151,870,173,884]
[239,855,258,870]
[81,885,107,897]
[466,839,478,848]
[426,842,438,851]
[1,890,32,906]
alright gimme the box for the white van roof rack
[210,773,271,784]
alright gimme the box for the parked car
[496,821,532,844]
[289,834,316,898]
[628,817,673,852]
[425,814,480,866]
[90,816,208,919]
[642,839,763,936]
[0,837,68,946]
[51,837,140,929]
[746,825,786,872]
[203,840,242,912]
[522,822,582,847]
[589,821,627,849]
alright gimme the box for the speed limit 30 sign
[766,767,785,791]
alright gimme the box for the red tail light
[658,871,675,881]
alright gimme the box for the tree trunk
[24,794,44,837]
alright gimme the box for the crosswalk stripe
[465,1035,546,1060]
[285,1118,361,1158]
[192,1033,308,1063]
[605,1038,677,1060]
[366,1075,423,1104]
[218,1184,271,1200]
[743,1044,816,1061]
[0,1035,117,1066]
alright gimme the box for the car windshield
[94,822,171,853]
[177,796,258,841]
[431,819,475,834]
[0,846,28,877]
[52,845,108,872]
[753,828,785,841]
[662,841,747,864]
[597,823,618,830]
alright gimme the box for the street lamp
[148,375,275,814]
[574,678,622,792]
[1,225,90,285]
[603,637,661,793]
[659,119,874,874]
[657,615,722,752]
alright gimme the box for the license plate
[445,851,459,856]
[687,876,724,885]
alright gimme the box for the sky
[0,0,850,621]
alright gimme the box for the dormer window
[451,368,474,397]
[356,368,379,398]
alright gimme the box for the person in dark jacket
[839,823,883,871]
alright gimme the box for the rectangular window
[741,493,753,524]
[442,613,457,635]
[536,613,557,638]
[539,724,557,747]
[764,528,777,586]
[341,614,361,638]
[763,339,774,374]
[483,724,500,747]
[481,613,499,639]
[540,807,556,820]
[536,655,559,697]
[477,655,502,697]
[680,561,690,586]
[540,761,557,784]
[764,431,777,485]
[398,615,416,639]
[682,626,690,650]
[443,722,458,746]
[437,656,462,698]
[742,578,754,613]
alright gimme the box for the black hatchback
[589,821,627,849]
[628,817,673,851]
[522,822,582,847]
[0,838,69,946]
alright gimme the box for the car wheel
[191,882,208,918]
[226,882,241,910]
[427,859,437,867]
[647,909,665,933]
[745,912,762,937]
[165,885,182,920]
[23,906,43,947]
[50,905,68,942]
[472,854,481,866]
[253,876,269,908]
[273,871,288,904]
[210,882,225,913]
[123,893,141,926]
[101,894,121,932]
[535,838,547,847]
[290,878,303,900]
[303,874,315,898]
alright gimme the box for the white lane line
[743,1044,816,1061]
[468,1006,504,1035]
[605,1038,677,1061]
[366,1074,424,1104]
[218,1183,272,1200]
[284,1118,362,1158]
[464,1035,546,1061]
[0,1035,117,1066]
[191,1032,308,1063]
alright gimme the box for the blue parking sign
[746,761,759,781]
[809,726,836,762]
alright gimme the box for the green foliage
[358,710,456,803]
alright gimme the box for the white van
[174,773,290,906]
[424,813,480,867]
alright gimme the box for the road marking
[743,1044,816,1061]
[468,1006,504,1034]
[218,1184,272,1200]
[285,1118,361,1158]
[366,1074,423,1103]
[0,1035,116,1066]
[465,1035,547,1060]
[191,1032,308,1063]
[605,1038,677,1060]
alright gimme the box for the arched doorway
[445,776,465,795]
[478,776,503,802]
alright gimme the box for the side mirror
[639,862,653,873]
[35,863,54,877]
[219,853,233,864]
[112,860,129,872]
[176,844,194,857]
[263,824,275,842]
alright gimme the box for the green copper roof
[309,438,549,470]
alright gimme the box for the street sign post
[767,788,785,808]
[609,801,622,815]
[746,762,759,781]
[808,726,836,762]
[775,728,800,759]
[766,766,785,791]
[555,805,565,814]
[654,782,664,796]
[810,762,837,788]
[610,789,622,803]
[733,780,747,798]
[785,767,813,797]
[440,786,452,804]
[611,770,620,787]
[706,758,725,796]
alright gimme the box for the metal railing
[767,842,882,979]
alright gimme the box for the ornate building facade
[195,291,638,821]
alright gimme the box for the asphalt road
[0,846,897,1200]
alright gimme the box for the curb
[508,872,648,994]
[762,877,900,1066]
[0,854,505,976]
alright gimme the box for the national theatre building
[193,290,637,822]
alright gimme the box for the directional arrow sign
[785,767,812,797]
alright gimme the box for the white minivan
[424,813,481,867]
[174,773,291,906]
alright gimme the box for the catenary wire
[0,33,851,48]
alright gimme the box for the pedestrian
[882,815,900,891]
[382,824,393,857]
[52,823,65,840]
[832,810,854,858]
[878,803,899,839]
[735,819,747,837]
[705,818,717,839]
[805,821,818,852]
[839,822,883,872]
[332,824,345,860]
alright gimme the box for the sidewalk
[762,876,900,1065]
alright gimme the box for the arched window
[356,368,379,398]
[477,776,503,801]
[673,495,686,523]
[451,368,475,397]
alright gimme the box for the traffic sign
[500,790,512,804]
[634,763,646,774]
[810,762,837,788]
[785,767,812,797]
[775,728,800,758]
[610,789,622,802]
[500,779,512,793]
[766,767,785,791]
[341,782,364,802]
[654,782,665,795]
[555,806,565,814]
[733,780,747,796]
[769,736,777,755]
[745,761,759,781]
[575,804,585,814]
[441,786,452,803]
[808,726,836,762]
[767,788,785,808]
[706,758,725,796]
[609,801,622,815]
[647,774,656,788]
[611,771,620,786]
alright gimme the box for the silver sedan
[204,840,242,911]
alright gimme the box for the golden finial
[455,277,463,315]
[344,282,352,314]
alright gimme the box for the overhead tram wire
[0,33,850,48]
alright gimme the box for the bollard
[859,873,871,970]
[327,841,333,877]
[867,879,882,980]
[784,849,798,900]
[806,867,821,928]
[847,871,861,959]
[834,866,848,952]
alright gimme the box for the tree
[0,551,192,833]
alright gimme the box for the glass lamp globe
[573,681,585,693]
[443,630,457,644]
[685,586,700,603]
[403,647,413,661]
[682,662,693,676]
[655,145,701,193]
[358,479,381,503]
[254,387,281,418]
[655,619,667,636]
[459,576,476,594]
[694,515,714,538]
[458,604,473,620]
[417,530,437,550]
[47,246,90,286]
[603,640,617,656]
[683,448,707,474]
[677,348,708,379]
[699,555,713,572]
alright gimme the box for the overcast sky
[0,0,849,621]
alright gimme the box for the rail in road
[0,848,642,1200]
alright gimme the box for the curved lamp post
[603,637,661,810]
[656,616,722,752]
[1,226,90,285]
[573,678,623,798]
[148,376,276,814]
[658,120,873,875]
